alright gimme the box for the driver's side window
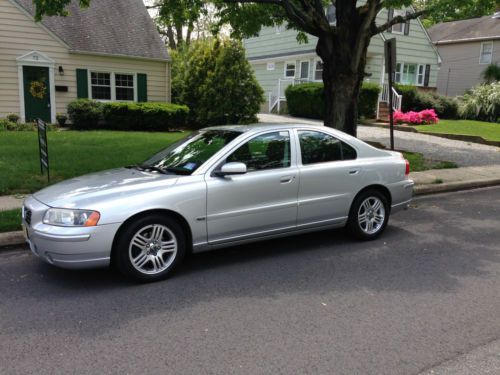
[227,131,291,172]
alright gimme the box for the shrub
[392,109,439,125]
[482,63,500,83]
[172,38,264,128]
[284,82,381,119]
[101,102,189,131]
[459,82,500,122]
[6,113,20,123]
[67,99,102,130]
[395,84,458,119]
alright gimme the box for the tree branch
[373,9,427,35]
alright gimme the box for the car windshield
[141,130,242,175]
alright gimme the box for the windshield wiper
[165,167,191,175]
[125,165,168,174]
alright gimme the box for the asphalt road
[1,187,500,375]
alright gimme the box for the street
[1,187,499,375]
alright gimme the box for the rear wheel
[347,190,389,240]
[114,215,186,282]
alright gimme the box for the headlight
[43,208,100,227]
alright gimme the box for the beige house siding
[436,39,500,97]
[0,0,170,121]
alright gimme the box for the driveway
[1,187,500,374]
[259,114,500,167]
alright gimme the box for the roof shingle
[428,16,500,44]
[13,0,169,61]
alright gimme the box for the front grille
[24,207,32,226]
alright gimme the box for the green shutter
[137,73,148,102]
[76,69,88,99]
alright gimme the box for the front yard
[0,131,186,195]
[414,120,500,142]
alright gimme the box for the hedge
[67,99,189,131]
[395,84,458,119]
[285,82,381,120]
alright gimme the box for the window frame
[313,59,323,82]
[416,64,425,86]
[391,9,405,34]
[88,70,138,102]
[299,60,310,80]
[394,62,422,86]
[295,129,358,166]
[284,61,296,78]
[479,41,493,65]
[223,130,293,173]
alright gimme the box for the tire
[347,189,390,241]
[113,214,186,282]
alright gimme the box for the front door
[23,66,51,122]
[206,131,299,244]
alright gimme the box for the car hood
[33,168,179,209]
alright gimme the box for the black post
[388,56,395,151]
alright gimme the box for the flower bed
[392,109,439,125]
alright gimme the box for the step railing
[378,83,402,119]
[269,78,309,112]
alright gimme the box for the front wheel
[347,190,389,240]
[114,215,186,282]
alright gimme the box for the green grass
[402,151,458,172]
[0,131,186,195]
[0,209,22,232]
[414,120,500,142]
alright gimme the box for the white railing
[380,83,402,111]
[268,78,310,113]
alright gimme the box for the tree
[172,39,264,127]
[32,0,90,21]
[482,63,500,83]
[148,0,211,49]
[212,0,428,136]
[414,0,498,27]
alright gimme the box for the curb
[414,178,500,195]
[0,231,25,248]
[1,180,499,249]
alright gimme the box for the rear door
[205,130,299,244]
[295,129,363,227]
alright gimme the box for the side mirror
[215,162,247,177]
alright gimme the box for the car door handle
[280,176,294,184]
[349,169,360,175]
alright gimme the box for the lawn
[0,209,22,232]
[403,151,457,172]
[414,120,500,142]
[0,131,186,195]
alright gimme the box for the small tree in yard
[173,39,264,127]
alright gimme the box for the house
[0,0,170,124]
[428,14,500,97]
[243,5,441,117]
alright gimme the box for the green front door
[23,66,51,122]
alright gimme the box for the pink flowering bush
[391,109,439,125]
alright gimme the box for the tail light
[404,159,410,176]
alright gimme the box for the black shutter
[387,9,394,32]
[76,69,88,99]
[137,73,148,102]
[404,11,411,35]
[424,64,431,87]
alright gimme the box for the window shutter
[424,64,431,87]
[404,11,411,35]
[76,69,88,99]
[137,73,148,102]
[387,9,394,32]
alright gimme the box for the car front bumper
[23,196,121,270]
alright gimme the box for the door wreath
[29,80,47,99]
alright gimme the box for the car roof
[204,123,342,135]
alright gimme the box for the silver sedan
[22,124,414,281]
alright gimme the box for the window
[91,72,111,100]
[394,63,418,85]
[417,64,425,86]
[391,9,405,33]
[284,62,296,78]
[480,42,493,64]
[115,74,134,101]
[298,131,356,165]
[326,5,336,25]
[227,131,291,171]
[314,60,323,81]
[90,71,136,101]
[299,61,310,80]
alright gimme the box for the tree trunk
[316,29,370,138]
